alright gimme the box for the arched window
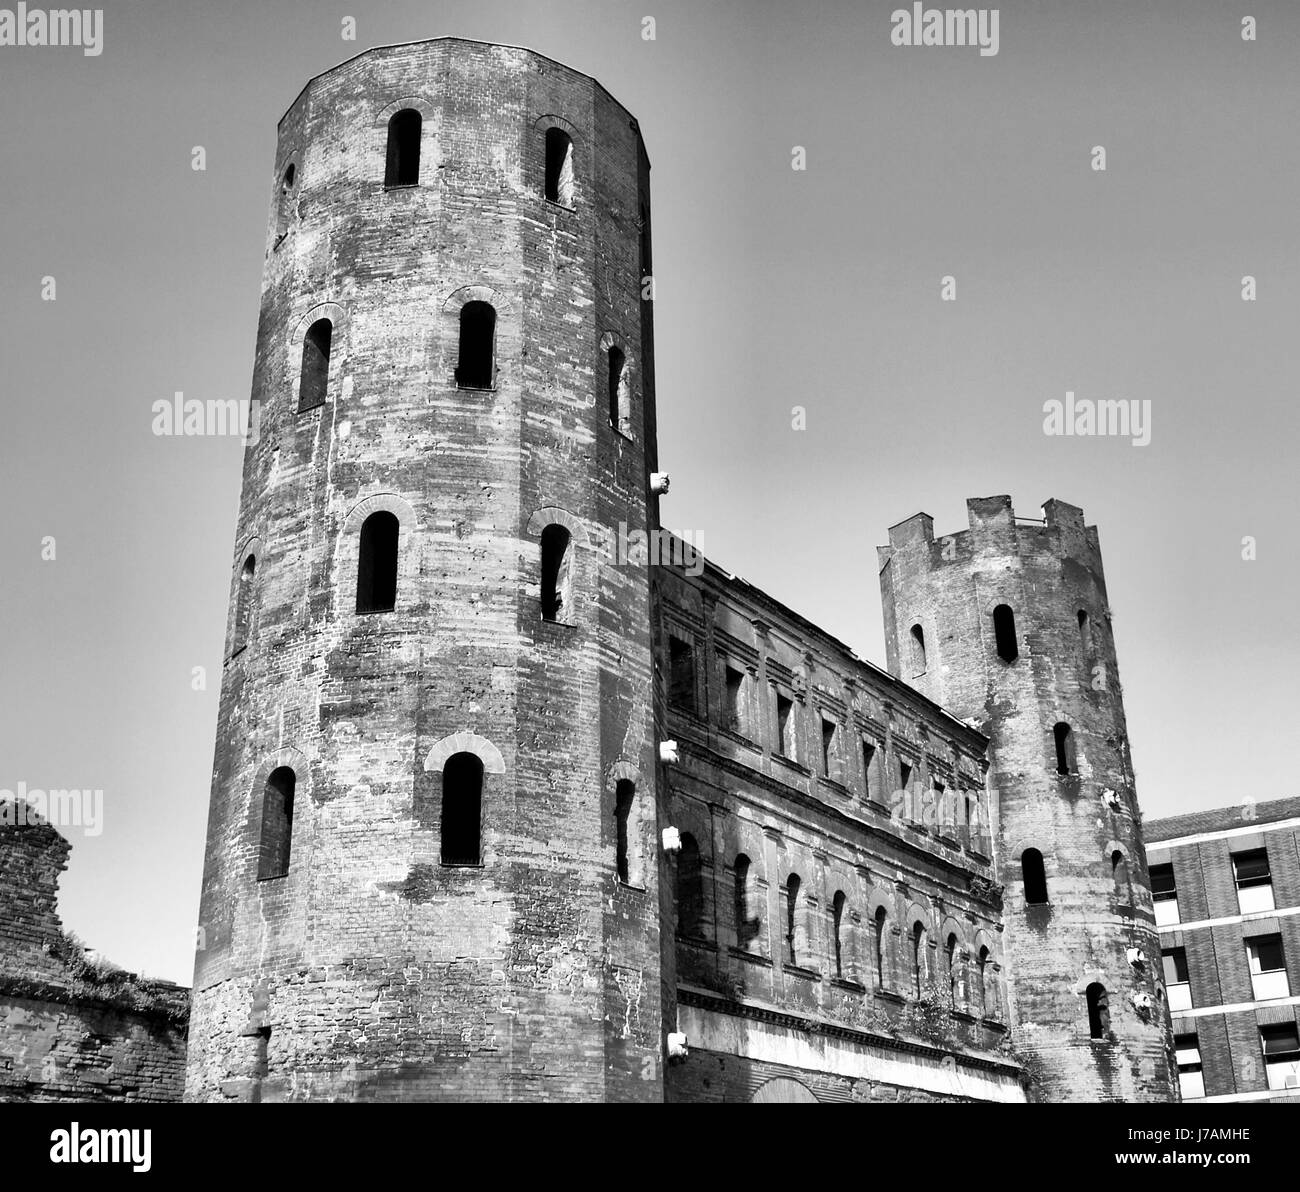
[784,874,801,965]
[298,318,333,413]
[977,945,991,1017]
[677,833,704,938]
[455,301,496,389]
[441,752,483,865]
[1053,722,1075,774]
[384,108,421,187]
[356,511,399,613]
[733,854,756,949]
[874,907,888,988]
[540,525,573,623]
[1086,982,1109,1040]
[946,933,960,1005]
[909,624,927,675]
[1078,608,1092,653]
[1021,848,1048,904]
[993,604,1018,662]
[275,163,296,241]
[831,891,847,979]
[911,921,925,997]
[257,766,295,879]
[614,778,635,884]
[607,344,628,434]
[1112,849,1131,899]
[232,553,255,655]
[543,127,574,206]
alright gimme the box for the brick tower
[186,38,670,1102]
[878,497,1176,1101]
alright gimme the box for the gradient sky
[1,0,1296,983]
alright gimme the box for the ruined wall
[878,496,1175,1102]
[655,554,1025,1103]
[188,39,665,1102]
[0,804,188,1103]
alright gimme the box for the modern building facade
[1146,797,1300,1102]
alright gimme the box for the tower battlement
[879,496,1099,577]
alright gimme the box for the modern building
[1146,797,1300,1102]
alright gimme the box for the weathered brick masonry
[188,39,664,1102]
[187,39,1173,1102]
[0,805,188,1102]
[878,497,1177,1101]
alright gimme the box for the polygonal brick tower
[878,496,1176,1102]
[186,38,671,1102]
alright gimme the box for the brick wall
[189,39,665,1102]
[0,803,188,1103]
[878,497,1176,1102]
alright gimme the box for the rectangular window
[723,663,746,736]
[821,717,837,780]
[899,760,912,795]
[861,740,876,801]
[775,691,795,760]
[1246,935,1289,1001]
[1232,848,1275,915]
[1150,863,1179,928]
[1262,1024,1300,1091]
[1175,1033,1205,1100]
[1162,947,1192,1012]
[668,636,696,713]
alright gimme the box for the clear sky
[1,0,1296,983]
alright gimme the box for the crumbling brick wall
[0,803,188,1102]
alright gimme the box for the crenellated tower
[187,38,669,1102]
[878,496,1176,1101]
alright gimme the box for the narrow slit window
[993,604,1018,662]
[1053,722,1075,774]
[1078,608,1093,653]
[775,691,795,760]
[298,318,333,412]
[668,636,696,712]
[678,833,704,938]
[832,891,846,979]
[734,854,756,949]
[946,933,959,1005]
[607,345,625,428]
[861,741,876,801]
[723,664,745,735]
[911,922,925,997]
[614,779,636,884]
[909,624,927,674]
[1086,982,1109,1039]
[785,874,801,965]
[540,525,573,623]
[874,907,888,987]
[977,946,991,1016]
[1021,848,1048,904]
[356,511,399,613]
[257,766,295,880]
[456,301,496,389]
[384,108,421,187]
[441,752,483,865]
[276,163,296,241]
[544,127,574,205]
[232,554,255,655]
[1111,849,1131,899]
[820,717,837,779]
